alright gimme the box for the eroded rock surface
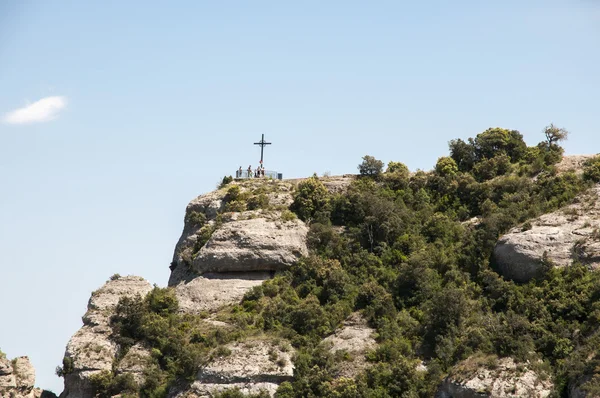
[172,339,293,397]
[322,312,376,378]
[436,356,553,398]
[193,213,308,275]
[175,272,272,314]
[169,181,309,286]
[60,276,153,398]
[0,356,52,398]
[494,186,600,282]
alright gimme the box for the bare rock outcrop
[0,355,52,398]
[175,272,272,314]
[436,355,553,398]
[60,276,153,398]
[494,186,600,282]
[322,312,376,378]
[192,213,308,275]
[169,181,308,286]
[556,155,596,175]
[171,339,293,398]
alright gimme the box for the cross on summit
[254,134,271,165]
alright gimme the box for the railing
[235,170,282,180]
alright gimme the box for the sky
[0,0,599,393]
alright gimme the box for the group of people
[237,165,265,178]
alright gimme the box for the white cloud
[3,96,67,125]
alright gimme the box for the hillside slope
[50,128,600,397]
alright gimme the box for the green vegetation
[584,156,600,183]
[358,155,384,177]
[220,175,234,188]
[55,356,74,377]
[226,125,599,396]
[70,125,600,397]
[75,287,243,398]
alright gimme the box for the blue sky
[1,0,599,393]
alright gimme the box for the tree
[290,176,330,222]
[544,123,569,146]
[358,155,384,177]
[386,161,410,177]
[435,157,459,177]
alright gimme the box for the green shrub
[220,175,233,187]
[584,156,600,182]
[247,194,270,210]
[55,356,74,377]
[185,211,207,227]
[280,210,297,222]
[290,177,330,222]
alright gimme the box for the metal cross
[254,134,272,165]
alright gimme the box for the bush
[281,210,297,222]
[185,211,207,227]
[584,156,600,182]
[290,177,330,222]
[220,175,234,188]
[435,156,459,177]
[55,356,74,377]
[247,194,270,210]
[386,161,410,177]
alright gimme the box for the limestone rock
[494,186,600,282]
[60,276,153,398]
[436,356,553,398]
[115,344,151,384]
[0,358,16,390]
[169,181,308,286]
[321,175,355,194]
[322,312,376,378]
[175,272,272,314]
[191,213,308,275]
[0,356,52,398]
[556,155,596,175]
[172,339,293,397]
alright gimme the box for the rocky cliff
[51,166,600,397]
[57,178,350,397]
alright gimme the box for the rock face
[174,272,272,314]
[322,313,376,378]
[163,180,306,396]
[193,212,308,274]
[494,186,600,282]
[169,181,308,286]
[60,276,153,398]
[171,339,294,398]
[58,179,314,398]
[0,355,51,398]
[436,356,553,398]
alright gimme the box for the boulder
[322,312,376,378]
[60,276,153,398]
[436,355,553,398]
[494,186,600,282]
